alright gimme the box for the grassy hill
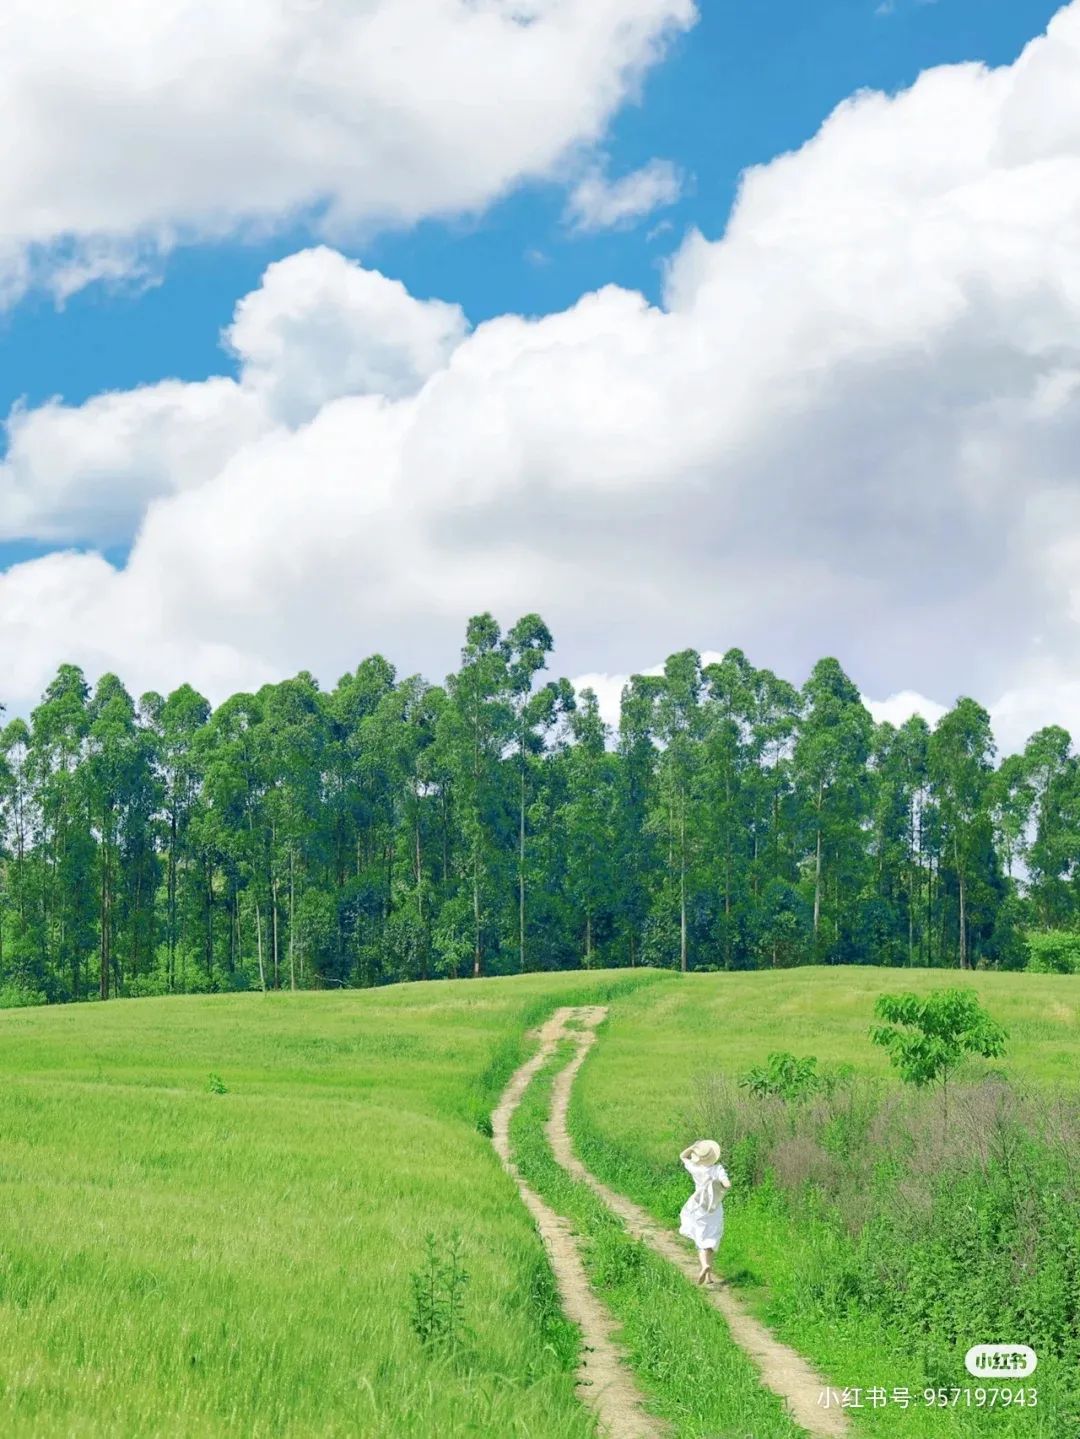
[0,966,1075,1436]
[575,968,1080,1438]
[0,971,660,1437]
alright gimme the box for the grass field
[1,965,1075,1437]
[573,968,1080,1439]
[0,970,662,1437]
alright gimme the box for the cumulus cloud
[0,249,466,542]
[565,158,684,232]
[0,0,694,302]
[2,4,1080,749]
[226,248,468,426]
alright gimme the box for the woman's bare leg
[696,1248,713,1284]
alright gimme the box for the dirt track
[545,1006,850,1438]
[490,1006,668,1438]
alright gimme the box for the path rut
[491,1007,668,1439]
[547,1006,850,1439]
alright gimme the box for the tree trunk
[272,878,280,990]
[167,810,178,991]
[415,812,423,922]
[288,847,297,991]
[99,833,110,1001]
[472,854,482,978]
[679,800,688,973]
[254,895,266,992]
[519,759,526,973]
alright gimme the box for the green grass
[0,968,667,1437]
[3,965,1074,1437]
[573,969,1080,1439]
[510,1037,808,1439]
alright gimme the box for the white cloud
[225,247,469,426]
[0,248,467,541]
[865,691,948,731]
[3,4,1080,751]
[565,158,684,232]
[0,0,695,302]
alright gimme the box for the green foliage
[409,1233,470,1354]
[0,983,47,1008]
[5,618,1080,998]
[1026,929,1080,974]
[739,1051,824,1100]
[206,1072,227,1093]
[871,987,1008,1091]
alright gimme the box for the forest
[1,612,1077,1004]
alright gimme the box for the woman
[678,1139,731,1286]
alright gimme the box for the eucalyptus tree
[748,668,802,908]
[142,685,211,990]
[199,692,269,989]
[896,715,933,965]
[928,698,996,969]
[439,615,513,977]
[652,650,704,972]
[988,752,1033,884]
[84,675,159,997]
[562,688,616,964]
[1021,726,1078,927]
[700,651,754,967]
[28,666,96,998]
[794,659,873,961]
[615,674,662,967]
[503,614,558,973]
[257,674,329,989]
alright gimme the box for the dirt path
[547,1006,850,1439]
[490,1007,668,1439]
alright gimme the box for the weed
[409,1232,470,1354]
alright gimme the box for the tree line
[1,613,1076,1002]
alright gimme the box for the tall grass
[575,969,1080,1437]
[0,969,664,1437]
[688,1073,1079,1436]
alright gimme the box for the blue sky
[1,0,1078,748]
[0,0,1060,418]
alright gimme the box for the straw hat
[686,1139,721,1166]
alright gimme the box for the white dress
[678,1158,729,1250]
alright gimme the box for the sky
[0,0,1077,750]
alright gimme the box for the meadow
[573,968,1080,1438]
[0,965,1076,1437]
[0,969,660,1437]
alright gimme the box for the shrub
[1027,929,1080,974]
[738,1050,851,1102]
[0,983,47,1008]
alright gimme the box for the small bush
[1027,929,1080,974]
[739,1051,825,1101]
[207,1073,227,1094]
[0,983,47,1009]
